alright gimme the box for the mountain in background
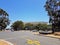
[24,21,48,24]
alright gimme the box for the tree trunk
[52,24,55,33]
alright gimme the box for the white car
[39,30,52,34]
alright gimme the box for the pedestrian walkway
[32,32,60,39]
[45,34,60,39]
[45,32,60,39]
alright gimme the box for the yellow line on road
[27,39,40,45]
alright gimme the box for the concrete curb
[44,35,60,39]
[37,34,60,39]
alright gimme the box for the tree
[11,21,24,31]
[44,0,60,33]
[42,23,47,30]
[24,23,34,30]
[35,23,42,31]
[0,8,10,30]
[35,23,47,31]
[47,24,52,30]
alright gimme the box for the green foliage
[0,8,10,30]
[47,24,52,29]
[11,21,52,31]
[44,0,60,33]
[35,23,48,31]
[11,21,24,30]
[35,23,41,30]
[24,23,34,30]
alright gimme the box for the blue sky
[0,0,49,25]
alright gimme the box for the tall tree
[44,0,60,33]
[0,8,10,30]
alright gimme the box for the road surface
[0,31,60,45]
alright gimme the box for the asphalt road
[0,31,60,45]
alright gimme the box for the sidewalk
[44,32,60,39]
[0,40,13,45]
[45,34,60,39]
[32,32,60,39]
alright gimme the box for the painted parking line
[27,39,40,45]
[0,39,14,45]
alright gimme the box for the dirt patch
[0,40,13,45]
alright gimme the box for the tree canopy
[24,23,34,30]
[0,8,10,30]
[44,0,60,33]
[11,21,24,31]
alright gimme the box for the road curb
[38,34,60,39]
[44,35,60,39]
[0,39,14,45]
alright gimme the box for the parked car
[39,30,52,34]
